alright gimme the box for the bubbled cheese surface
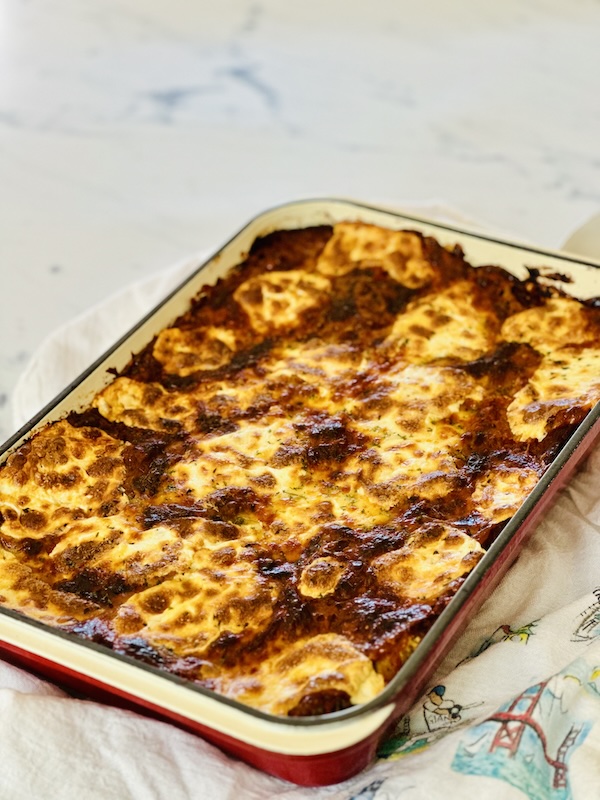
[0,222,598,717]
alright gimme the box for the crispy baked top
[1,222,599,716]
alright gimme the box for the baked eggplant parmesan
[1,221,599,716]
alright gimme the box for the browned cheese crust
[1,222,599,716]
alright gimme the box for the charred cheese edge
[0,221,599,718]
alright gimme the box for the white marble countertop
[1,0,600,443]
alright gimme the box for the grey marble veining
[1,0,600,442]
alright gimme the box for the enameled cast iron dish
[1,199,599,786]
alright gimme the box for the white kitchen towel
[4,206,600,800]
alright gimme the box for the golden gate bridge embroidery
[487,681,583,791]
[452,663,594,798]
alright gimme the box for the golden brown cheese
[471,465,541,523]
[0,421,128,539]
[501,297,597,353]
[373,523,484,603]
[0,221,599,718]
[234,271,331,334]
[153,326,238,376]
[114,551,279,657]
[349,364,485,504]
[316,221,435,288]
[225,634,385,715]
[384,282,499,363]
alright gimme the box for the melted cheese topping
[507,346,600,441]
[384,282,498,363]
[234,270,331,334]
[153,326,237,376]
[374,523,484,602]
[0,549,99,625]
[298,557,345,598]
[350,365,484,502]
[501,297,596,354]
[225,633,385,715]
[471,465,540,523]
[0,221,597,718]
[114,552,278,656]
[317,221,435,288]
[94,377,195,431]
[0,421,127,538]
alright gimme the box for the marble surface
[1,0,600,443]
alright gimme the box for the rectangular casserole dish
[1,198,599,787]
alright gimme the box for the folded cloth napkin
[4,207,600,800]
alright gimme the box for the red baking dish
[1,198,599,787]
